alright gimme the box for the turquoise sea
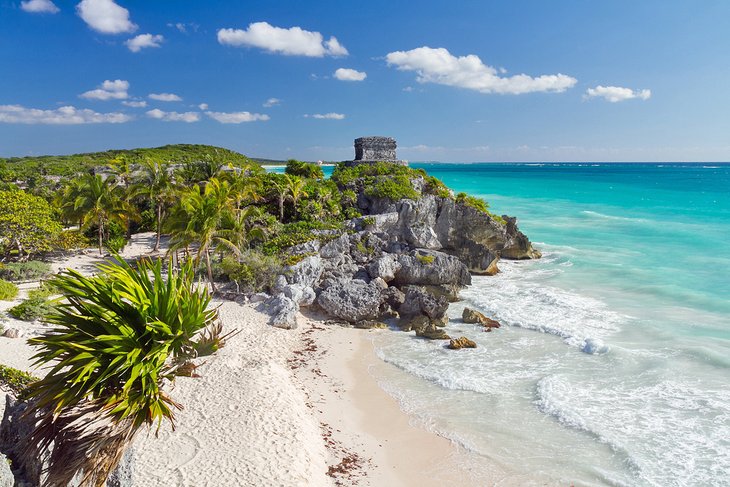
[273,163,730,486]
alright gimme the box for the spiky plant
[23,256,229,487]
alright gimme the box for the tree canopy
[0,188,62,260]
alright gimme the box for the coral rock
[448,337,477,349]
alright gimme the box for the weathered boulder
[316,278,381,323]
[367,253,401,282]
[398,286,449,321]
[394,250,471,287]
[266,294,299,329]
[285,255,323,288]
[2,328,19,339]
[249,292,270,303]
[282,284,316,307]
[319,234,350,259]
[414,321,451,340]
[354,320,388,329]
[462,307,501,328]
[448,337,477,349]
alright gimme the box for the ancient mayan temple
[346,136,408,166]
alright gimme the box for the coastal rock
[2,328,19,339]
[319,234,350,259]
[266,294,299,329]
[282,284,316,307]
[414,320,451,340]
[367,254,401,282]
[448,337,477,349]
[0,453,14,487]
[316,278,381,323]
[462,308,501,328]
[398,286,449,321]
[285,255,323,288]
[354,320,388,329]
[249,292,270,303]
[394,250,471,287]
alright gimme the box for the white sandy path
[131,302,333,487]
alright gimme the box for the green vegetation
[285,159,324,179]
[8,296,55,321]
[416,254,435,265]
[217,251,282,293]
[0,365,38,395]
[364,174,420,201]
[0,144,254,179]
[0,261,52,281]
[0,279,18,300]
[0,189,63,260]
[24,257,227,486]
[455,192,505,223]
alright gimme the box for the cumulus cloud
[198,103,209,110]
[0,104,131,124]
[584,85,651,103]
[146,109,199,122]
[80,79,129,100]
[263,98,281,107]
[125,33,164,52]
[304,113,345,120]
[20,0,59,14]
[148,93,182,102]
[122,100,146,107]
[334,68,367,81]
[76,0,137,34]
[385,46,576,95]
[217,22,348,57]
[205,111,270,123]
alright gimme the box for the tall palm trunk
[154,203,162,252]
[204,249,216,292]
[98,217,104,255]
[278,195,284,222]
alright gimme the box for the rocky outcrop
[462,307,501,328]
[448,337,477,349]
[266,294,298,329]
[393,250,471,287]
[316,278,381,323]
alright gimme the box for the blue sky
[1,0,729,162]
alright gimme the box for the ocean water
[270,163,730,485]
[371,163,730,486]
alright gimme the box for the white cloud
[584,85,651,103]
[168,22,198,34]
[217,22,348,57]
[149,93,182,102]
[305,113,345,120]
[402,86,414,92]
[334,68,367,81]
[80,79,129,100]
[263,98,281,107]
[198,103,209,110]
[76,0,137,34]
[0,104,131,124]
[122,100,146,107]
[146,109,199,122]
[205,111,270,123]
[20,0,59,14]
[125,33,164,52]
[385,46,576,95]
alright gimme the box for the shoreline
[292,315,473,486]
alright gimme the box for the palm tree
[61,174,133,255]
[221,168,263,210]
[133,159,177,251]
[23,257,228,487]
[284,174,309,219]
[268,178,288,222]
[167,178,235,291]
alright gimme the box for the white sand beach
[0,233,474,487]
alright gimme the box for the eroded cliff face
[357,192,540,273]
[261,173,540,335]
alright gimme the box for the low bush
[105,235,127,253]
[0,279,18,300]
[8,297,54,321]
[27,281,59,300]
[0,364,38,395]
[416,254,435,265]
[0,261,52,281]
[364,175,420,201]
[217,251,282,294]
[261,220,343,255]
[285,159,324,179]
[54,229,92,251]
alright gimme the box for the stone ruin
[346,136,408,167]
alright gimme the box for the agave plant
[23,256,229,487]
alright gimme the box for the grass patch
[0,364,38,395]
[0,279,18,300]
[0,261,52,282]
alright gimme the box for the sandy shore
[0,233,479,486]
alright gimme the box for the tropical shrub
[261,220,343,255]
[8,296,54,321]
[27,281,59,300]
[0,261,52,281]
[285,159,324,179]
[364,175,420,201]
[23,257,227,486]
[0,279,18,300]
[217,251,281,293]
[0,188,63,259]
[0,365,37,395]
